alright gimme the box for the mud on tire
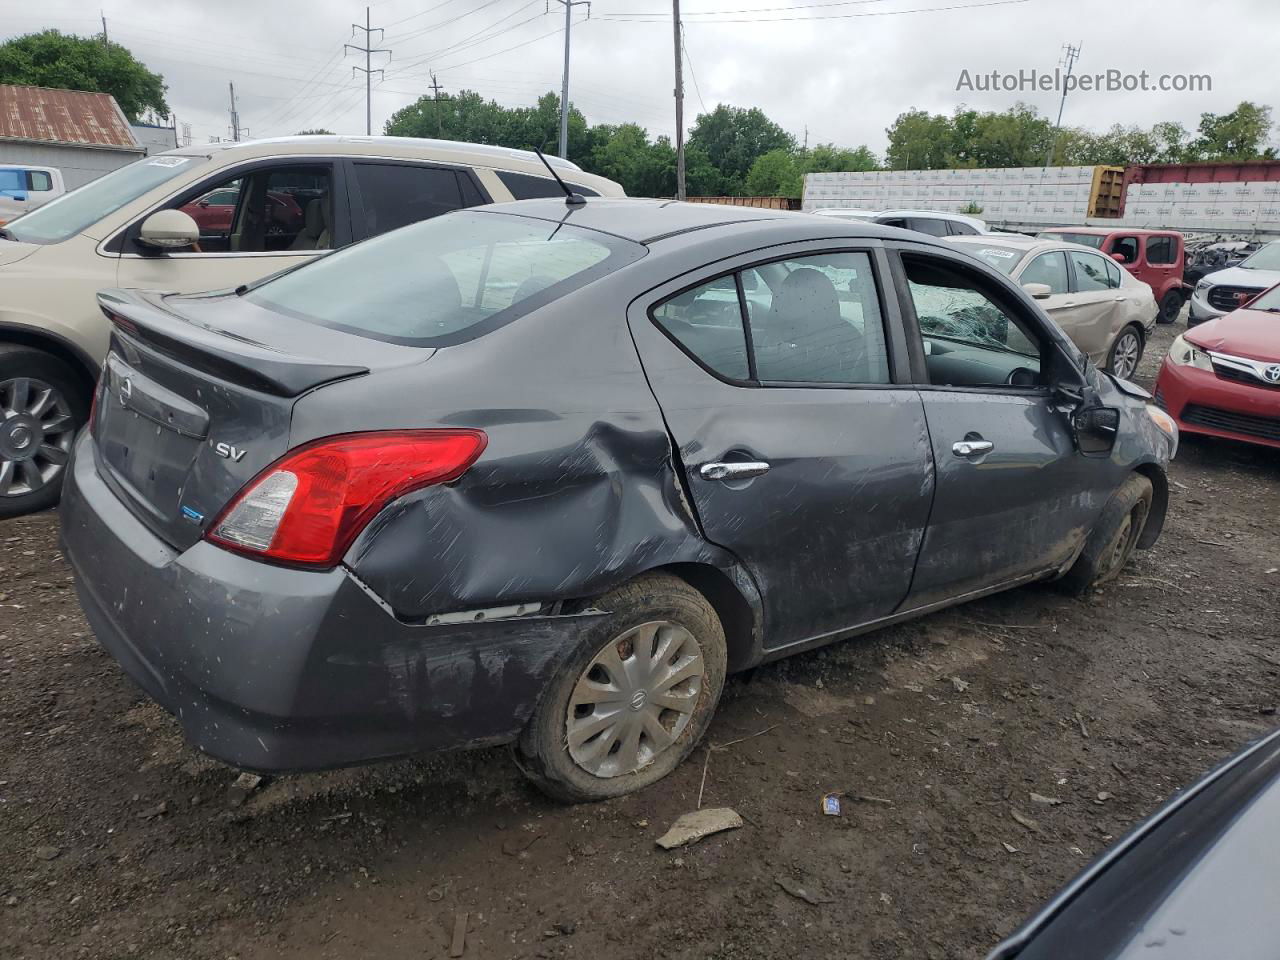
[515,572,727,803]
[1059,473,1154,595]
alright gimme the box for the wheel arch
[1133,462,1168,549]
[645,561,763,674]
[0,323,99,395]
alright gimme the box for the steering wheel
[1006,367,1038,387]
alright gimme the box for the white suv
[0,136,622,516]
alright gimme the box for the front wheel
[1107,326,1144,380]
[516,573,727,803]
[1059,474,1153,595]
[0,346,89,519]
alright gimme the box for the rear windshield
[1039,231,1104,250]
[963,244,1027,275]
[3,154,205,244]
[246,209,644,346]
[497,170,600,199]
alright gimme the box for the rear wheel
[1059,474,1153,595]
[1157,290,1183,325]
[0,346,88,518]
[516,573,727,803]
[1107,325,1144,380]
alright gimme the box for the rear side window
[27,170,52,191]
[353,162,469,238]
[651,251,891,386]
[948,220,980,236]
[247,210,643,346]
[497,170,600,200]
[1069,251,1113,292]
[1104,258,1122,288]
[908,218,950,237]
[1146,236,1176,264]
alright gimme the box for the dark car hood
[1186,308,1280,362]
[990,727,1280,959]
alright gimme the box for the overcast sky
[3,0,1277,157]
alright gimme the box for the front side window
[353,162,474,238]
[1069,251,1112,292]
[1112,236,1140,263]
[0,169,23,195]
[170,165,330,253]
[1146,235,1176,265]
[904,254,1042,388]
[1019,252,1069,295]
[3,154,206,244]
[246,210,642,346]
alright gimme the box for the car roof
[157,135,620,193]
[481,198,928,245]
[946,234,1068,256]
[1040,226,1179,237]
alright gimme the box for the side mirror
[1111,252,1128,263]
[1073,406,1120,457]
[198,199,211,208]
[1022,282,1053,300]
[138,209,199,250]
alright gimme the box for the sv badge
[214,441,248,462]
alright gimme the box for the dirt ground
[3,318,1279,960]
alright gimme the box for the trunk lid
[93,288,433,550]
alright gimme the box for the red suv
[1038,228,1187,325]
[1154,281,1280,449]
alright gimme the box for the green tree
[745,148,800,197]
[1192,102,1275,161]
[884,108,954,169]
[687,105,795,194]
[297,128,335,135]
[0,30,167,121]
[588,123,674,197]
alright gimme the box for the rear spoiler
[98,289,368,397]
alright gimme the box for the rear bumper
[59,432,600,773]
[1154,359,1280,450]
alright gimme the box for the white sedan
[946,234,1158,380]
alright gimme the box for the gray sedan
[60,198,1177,802]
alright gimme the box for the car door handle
[700,461,770,481]
[952,440,994,458]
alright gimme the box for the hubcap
[0,377,75,499]
[566,620,705,779]
[1113,334,1140,379]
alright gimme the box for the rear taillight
[206,429,487,568]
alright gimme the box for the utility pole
[346,7,390,136]
[673,0,686,200]
[429,73,446,138]
[100,12,108,43]
[1045,42,1081,168]
[803,125,809,151]
[549,0,590,159]
[228,82,241,142]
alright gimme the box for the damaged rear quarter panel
[289,277,739,621]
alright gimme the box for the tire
[516,572,727,803]
[1059,474,1154,595]
[1157,290,1183,325]
[0,346,90,519]
[1106,325,1144,380]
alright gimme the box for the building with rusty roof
[0,84,144,190]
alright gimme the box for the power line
[387,2,545,76]
[681,32,706,114]
[600,0,1030,23]
[346,6,392,135]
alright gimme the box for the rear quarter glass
[245,210,645,347]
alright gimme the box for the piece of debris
[4,895,17,907]
[1265,568,1278,575]
[501,831,543,857]
[137,801,168,820]
[1261,706,1277,716]
[1069,845,1086,856]
[553,920,577,936]
[1095,792,1113,803]
[949,676,970,693]
[776,876,833,906]
[822,794,841,816]
[1029,792,1063,806]
[1111,761,1131,780]
[321,812,353,823]
[34,845,61,861]
[1074,712,1089,738]
[1010,809,1041,833]
[655,808,743,850]
[863,695,876,706]
[226,772,264,808]
[1002,842,1019,854]
[449,910,468,958]
[848,794,894,806]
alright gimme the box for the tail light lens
[206,429,487,568]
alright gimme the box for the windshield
[1244,284,1280,311]
[1038,231,1104,250]
[1239,242,1280,271]
[3,154,205,244]
[246,210,645,346]
[964,244,1027,275]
